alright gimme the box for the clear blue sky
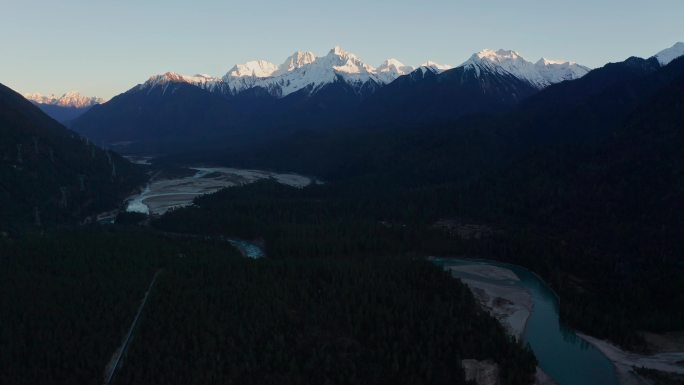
[2,0,682,99]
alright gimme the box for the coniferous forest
[0,231,172,385]
[115,255,535,385]
[0,228,537,385]
[154,176,684,350]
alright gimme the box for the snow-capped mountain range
[69,42,684,151]
[27,43,684,111]
[143,46,439,98]
[24,91,103,108]
[139,46,594,99]
[460,49,591,88]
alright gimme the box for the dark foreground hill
[0,229,536,385]
[0,83,143,232]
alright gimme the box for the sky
[1,0,683,100]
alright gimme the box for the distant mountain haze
[24,91,103,123]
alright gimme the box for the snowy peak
[462,49,529,73]
[58,91,103,107]
[146,72,216,85]
[324,46,376,75]
[536,58,566,66]
[419,61,454,73]
[219,46,387,97]
[378,58,414,74]
[328,46,355,60]
[137,46,589,99]
[534,57,590,84]
[221,61,276,95]
[25,91,103,108]
[472,49,524,63]
[264,46,380,97]
[141,72,219,93]
[654,42,684,66]
[276,51,316,74]
[461,48,589,88]
[376,59,415,83]
[140,47,439,99]
[227,60,278,78]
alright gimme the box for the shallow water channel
[432,258,618,385]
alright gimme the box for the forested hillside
[0,227,536,385]
[70,81,240,152]
[0,231,202,385]
[115,255,536,385]
[0,83,143,232]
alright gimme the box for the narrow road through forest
[102,269,162,385]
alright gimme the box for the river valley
[125,166,313,215]
[120,163,681,385]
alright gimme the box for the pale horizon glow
[1,0,683,100]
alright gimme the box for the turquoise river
[432,258,618,385]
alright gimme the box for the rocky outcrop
[462,359,500,385]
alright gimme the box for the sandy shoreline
[448,264,520,282]
[445,264,532,339]
[442,258,684,385]
[577,333,684,385]
[126,167,312,215]
[443,262,554,385]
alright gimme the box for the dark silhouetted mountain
[360,64,539,127]
[70,76,243,153]
[70,47,589,154]
[357,48,589,126]
[0,83,143,232]
[31,104,93,123]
